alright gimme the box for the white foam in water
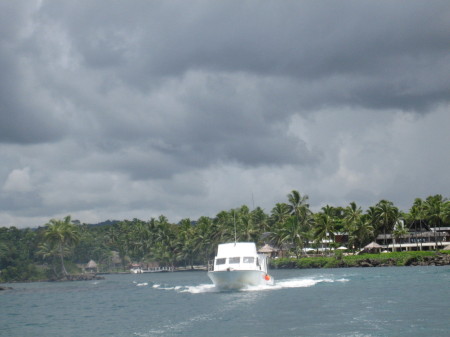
[134,277,350,336]
[242,277,349,292]
[136,282,148,287]
[180,284,217,294]
[150,277,349,294]
[335,278,350,283]
[151,283,216,293]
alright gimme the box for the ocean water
[1,266,449,337]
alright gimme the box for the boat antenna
[252,192,255,210]
[234,211,237,245]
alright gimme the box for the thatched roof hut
[365,242,382,249]
[258,244,275,253]
[258,243,278,257]
[363,241,382,253]
[86,260,98,272]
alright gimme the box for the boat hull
[207,270,273,290]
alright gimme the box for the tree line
[1,191,449,282]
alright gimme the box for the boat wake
[140,276,348,293]
[269,276,348,289]
[154,283,217,293]
[238,276,349,292]
[133,276,350,337]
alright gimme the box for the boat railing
[207,260,214,271]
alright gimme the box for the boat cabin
[212,242,267,272]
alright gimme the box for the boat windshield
[243,257,255,263]
[229,257,240,264]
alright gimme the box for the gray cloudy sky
[1,1,449,228]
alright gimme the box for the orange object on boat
[264,274,270,281]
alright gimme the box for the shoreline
[2,252,449,285]
[2,262,449,288]
[270,251,450,269]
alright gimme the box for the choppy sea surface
[1,266,449,337]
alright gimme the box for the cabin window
[243,257,255,263]
[229,257,240,264]
[216,258,226,265]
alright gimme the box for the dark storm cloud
[30,1,450,109]
[0,2,65,143]
[0,191,42,214]
[1,1,449,227]
[2,1,448,146]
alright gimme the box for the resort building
[375,227,450,252]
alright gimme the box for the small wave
[152,283,173,290]
[336,278,350,283]
[152,283,217,293]
[180,284,217,294]
[243,277,349,291]
[134,313,214,336]
[136,282,148,287]
[151,277,348,293]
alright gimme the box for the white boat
[207,242,274,290]
[130,267,143,274]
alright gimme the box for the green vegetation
[271,251,444,269]
[39,215,81,277]
[1,192,449,282]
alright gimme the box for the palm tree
[43,215,80,277]
[152,215,177,268]
[286,191,313,254]
[270,203,291,227]
[423,195,448,250]
[127,218,150,262]
[287,190,310,219]
[374,200,400,247]
[392,221,408,252]
[194,216,215,264]
[270,215,308,258]
[313,206,336,253]
[176,218,197,269]
[251,207,269,233]
[106,225,128,271]
[407,198,426,250]
[352,218,375,250]
[37,242,62,277]
[214,210,235,243]
[343,202,363,251]
[344,202,362,227]
[237,206,259,242]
